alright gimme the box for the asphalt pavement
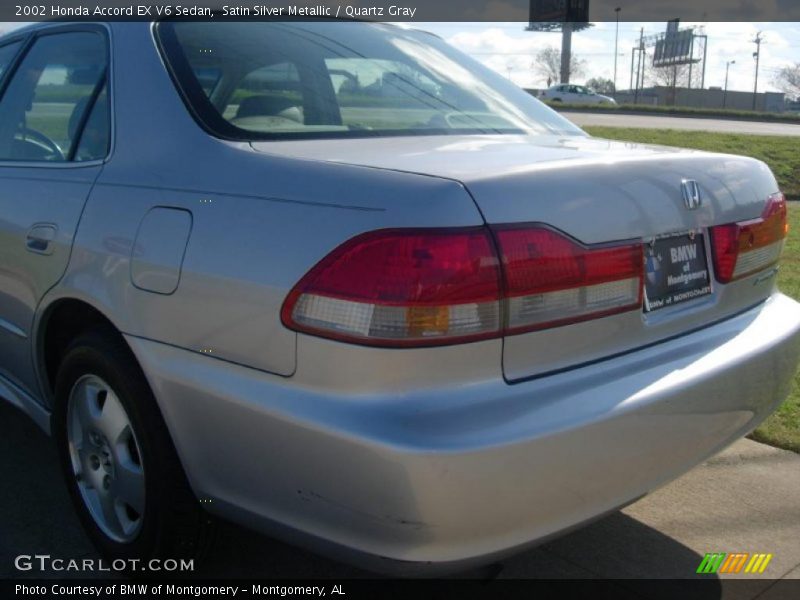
[562,111,800,137]
[1,400,798,596]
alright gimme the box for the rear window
[156,21,584,141]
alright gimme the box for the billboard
[666,18,680,34]
[529,0,590,24]
[653,27,695,66]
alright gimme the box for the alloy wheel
[66,374,145,543]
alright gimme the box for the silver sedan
[540,83,618,105]
[0,20,798,575]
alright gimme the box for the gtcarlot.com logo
[697,552,773,574]
[14,554,194,573]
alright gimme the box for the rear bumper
[126,293,800,574]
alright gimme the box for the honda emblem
[681,179,702,210]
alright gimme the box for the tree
[533,47,586,85]
[774,63,800,100]
[585,77,615,94]
[638,59,695,106]
[645,60,692,89]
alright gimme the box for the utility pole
[723,60,735,108]
[752,31,763,110]
[700,34,708,89]
[560,20,573,84]
[630,47,635,90]
[613,7,621,93]
[634,28,644,104]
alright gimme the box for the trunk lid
[253,134,782,380]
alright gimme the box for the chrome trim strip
[0,159,106,169]
[0,317,27,339]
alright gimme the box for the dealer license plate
[644,232,712,312]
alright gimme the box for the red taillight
[494,226,643,333]
[280,228,502,346]
[711,192,788,283]
[283,225,646,346]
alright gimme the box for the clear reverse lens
[494,226,643,333]
[283,225,645,346]
[291,294,501,342]
[711,192,787,283]
[281,228,503,346]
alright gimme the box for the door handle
[26,224,58,255]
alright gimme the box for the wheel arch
[35,297,127,403]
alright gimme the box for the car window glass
[73,84,109,162]
[0,32,107,162]
[222,62,304,125]
[0,41,22,79]
[325,58,444,131]
[159,22,585,139]
[194,67,221,96]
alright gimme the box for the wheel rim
[67,374,145,543]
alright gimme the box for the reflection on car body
[0,20,797,575]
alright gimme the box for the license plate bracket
[644,232,712,312]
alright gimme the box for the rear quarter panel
[41,22,483,383]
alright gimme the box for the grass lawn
[541,99,800,124]
[751,204,800,453]
[584,125,800,453]
[583,127,800,201]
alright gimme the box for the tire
[52,328,213,564]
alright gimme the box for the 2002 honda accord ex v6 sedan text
[0,20,799,575]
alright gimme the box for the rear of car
[1,20,797,575]
[139,21,800,572]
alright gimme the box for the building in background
[612,87,785,112]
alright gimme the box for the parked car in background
[0,20,798,575]
[541,83,617,105]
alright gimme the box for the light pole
[723,60,735,108]
[613,7,621,93]
[752,32,763,110]
[634,27,644,104]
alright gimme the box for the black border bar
[6,578,800,600]
[2,1,800,23]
